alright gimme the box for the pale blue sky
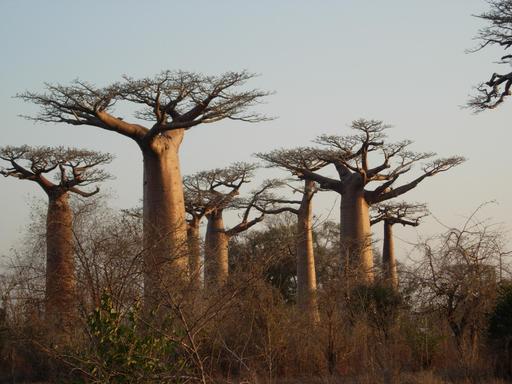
[0,1,510,259]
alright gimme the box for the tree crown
[18,70,271,146]
[183,162,257,216]
[370,202,428,227]
[273,119,464,204]
[468,0,512,110]
[0,145,112,197]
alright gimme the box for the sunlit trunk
[46,192,76,338]
[142,130,188,311]
[187,221,202,290]
[204,211,229,290]
[296,180,320,323]
[340,187,374,284]
[382,221,398,290]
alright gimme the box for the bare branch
[18,81,148,141]
[19,70,272,146]
[0,145,112,196]
[468,0,512,110]
[370,201,428,226]
[369,156,465,204]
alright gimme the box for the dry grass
[230,371,510,384]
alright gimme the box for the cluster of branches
[468,0,512,110]
[18,70,270,143]
[0,145,112,197]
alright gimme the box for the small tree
[19,71,270,312]
[72,198,143,312]
[229,215,298,301]
[489,283,512,377]
[72,293,192,383]
[415,211,505,366]
[0,146,112,340]
[370,202,427,290]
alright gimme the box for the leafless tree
[414,210,507,367]
[256,148,328,323]
[0,146,111,340]
[261,120,463,284]
[18,70,270,312]
[72,197,143,313]
[468,0,512,110]
[370,202,428,290]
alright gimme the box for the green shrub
[74,293,189,383]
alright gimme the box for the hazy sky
[0,0,510,261]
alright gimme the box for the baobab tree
[183,179,216,290]
[185,163,267,289]
[256,148,328,323]
[0,145,112,339]
[264,120,464,283]
[19,70,270,309]
[468,0,512,110]
[370,202,427,290]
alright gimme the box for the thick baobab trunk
[340,187,374,284]
[46,192,76,337]
[187,221,202,290]
[204,211,229,290]
[382,221,399,290]
[296,180,320,323]
[142,131,188,309]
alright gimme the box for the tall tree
[264,120,464,283]
[185,163,266,289]
[0,146,111,339]
[183,178,216,290]
[370,202,427,290]
[19,71,270,310]
[256,148,327,323]
[468,0,512,109]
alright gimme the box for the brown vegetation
[1,9,511,376]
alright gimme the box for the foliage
[403,315,444,369]
[74,293,189,384]
[348,283,403,334]
[488,282,512,377]
[230,217,297,302]
[488,282,512,341]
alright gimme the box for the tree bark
[46,191,76,338]
[382,221,398,290]
[141,130,188,310]
[187,220,202,290]
[204,211,229,290]
[340,185,374,284]
[296,179,320,323]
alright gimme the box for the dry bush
[0,202,510,383]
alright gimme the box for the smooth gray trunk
[187,222,202,290]
[46,192,76,338]
[340,187,374,284]
[296,180,320,323]
[142,135,188,310]
[382,221,398,290]
[204,211,229,290]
